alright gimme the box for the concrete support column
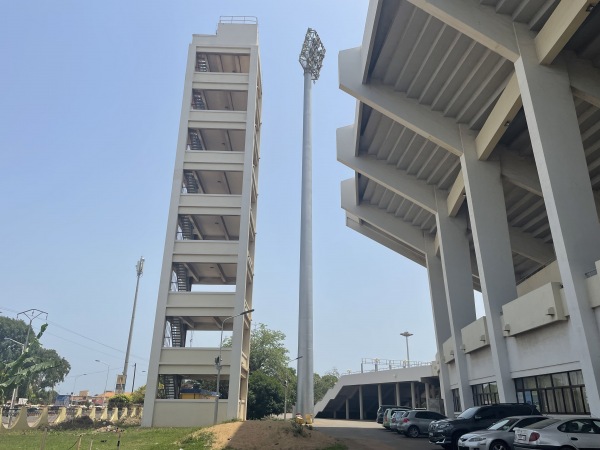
[460,127,517,402]
[395,383,401,406]
[435,191,476,409]
[377,384,382,407]
[425,241,453,416]
[514,27,600,416]
[425,382,431,411]
[359,385,364,420]
[345,398,350,420]
[410,382,417,408]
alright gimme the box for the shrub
[108,394,131,409]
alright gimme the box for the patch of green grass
[320,443,348,450]
[0,426,214,449]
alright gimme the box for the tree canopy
[314,369,339,404]
[248,324,290,376]
[247,371,284,420]
[239,323,339,419]
[0,317,70,403]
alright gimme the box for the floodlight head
[299,28,326,81]
[136,257,145,276]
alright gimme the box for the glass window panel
[555,388,566,412]
[515,379,524,389]
[475,385,483,394]
[583,387,589,413]
[539,391,548,413]
[531,391,540,411]
[490,383,498,394]
[546,390,557,413]
[563,388,575,413]
[524,377,537,389]
[537,375,552,388]
[569,371,584,386]
[552,372,569,387]
[573,388,585,414]
[517,392,525,403]
[483,383,491,394]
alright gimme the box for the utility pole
[9,309,47,426]
[119,257,144,393]
[296,28,325,419]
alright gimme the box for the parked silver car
[383,407,410,429]
[390,410,405,431]
[514,417,600,450]
[398,409,447,437]
[458,415,547,450]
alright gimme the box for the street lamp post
[130,363,146,393]
[284,356,302,421]
[213,309,254,425]
[400,331,413,366]
[95,360,110,406]
[71,373,87,400]
[131,363,137,393]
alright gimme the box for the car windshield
[525,419,560,429]
[457,407,479,419]
[488,418,518,431]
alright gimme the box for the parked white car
[514,417,600,450]
[458,416,547,450]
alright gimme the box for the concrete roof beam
[534,0,599,65]
[338,126,437,214]
[339,47,463,156]
[404,0,520,62]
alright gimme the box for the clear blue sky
[0,1,460,397]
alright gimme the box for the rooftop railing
[219,16,257,24]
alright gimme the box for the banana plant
[0,324,58,402]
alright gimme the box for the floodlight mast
[296,28,325,419]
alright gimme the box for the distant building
[143,18,261,427]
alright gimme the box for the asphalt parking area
[314,419,441,450]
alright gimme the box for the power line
[0,304,149,362]
[44,331,147,363]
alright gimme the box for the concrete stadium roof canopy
[339,0,600,287]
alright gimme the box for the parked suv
[399,409,447,437]
[429,404,541,449]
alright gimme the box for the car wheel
[407,426,420,438]
[490,440,509,450]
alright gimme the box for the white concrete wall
[506,320,580,378]
[466,348,495,383]
[517,261,562,297]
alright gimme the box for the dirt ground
[204,420,342,450]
